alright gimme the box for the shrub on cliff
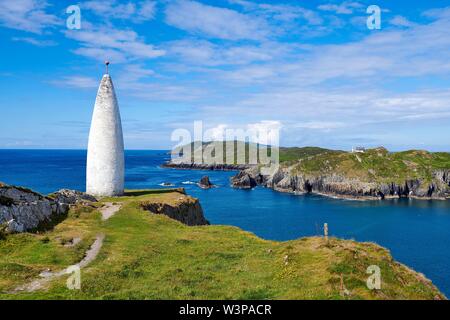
[0,223,7,240]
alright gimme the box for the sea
[0,149,449,296]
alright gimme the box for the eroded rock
[0,184,68,233]
[198,176,214,189]
[51,189,97,205]
[231,167,450,200]
[141,196,209,226]
[0,185,96,234]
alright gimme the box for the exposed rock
[141,196,209,226]
[0,184,69,233]
[198,176,214,189]
[50,189,97,205]
[62,237,82,247]
[159,182,174,187]
[231,170,257,189]
[231,167,450,200]
[231,166,265,189]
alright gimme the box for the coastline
[274,187,449,201]
[1,186,446,299]
[163,161,450,201]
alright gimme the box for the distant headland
[164,142,450,200]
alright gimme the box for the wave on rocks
[181,181,197,185]
[159,182,175,187]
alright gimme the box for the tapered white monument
[86,62,124,196]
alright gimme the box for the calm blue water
[1,149,449,296]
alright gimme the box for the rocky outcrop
[0,185,96,233]
[198,176,214,189]
[141,196,209,226]
[231,167,450,200]
[230,166,266,189]
[163,161,252,171]
[0,184,68,233]
[231,171,258,189]
[50,189,97,205]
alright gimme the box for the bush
[40,236,50,243]
[0,222,8,240]
[0,195,14,206]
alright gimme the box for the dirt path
[11,234,105,293]
[100,202,122,220]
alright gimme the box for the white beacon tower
[86,61,124,196]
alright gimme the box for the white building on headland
[86,62,124,196]
[352,146,366,153]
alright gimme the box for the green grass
[279,147,341,163]
[171,141,272,165]
[171,142,450,184]
[0,190,444,300]
[291,147,450,184]
[171,142,340,166]
[173,142,450,184]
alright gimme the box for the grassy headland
[0,189,444,300]
[289,147,450,184]
[169,142,450,184]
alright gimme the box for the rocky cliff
[231,166,450,200]
[140,193,209,226]
[0,184,96,233]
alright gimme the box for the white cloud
[228,0,329,37]
[318,1,363,15]
[83,0,156,22]
[166,39,276,66]
[138,0,157,20]
[117,64,155,83]
[258,3,323,25]
[165,0,269,40]
[188,85,450,149]
[247,120,281,145]
[202,121,281,145]
[216,12,450,87]
[53,76,98,89]
[12,36,56,46]
[295,121,345,130]
[390,15,416,28]
[204,124,228,141]
[65,26,165,63]
[223,65,276,83]
[423,6,450,19]
[121,82,204,102]
[0,0,61,33]
[73,47,128,64]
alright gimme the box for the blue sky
[1,0,450,150]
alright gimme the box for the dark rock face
[0,185,69,233]
[51,189,97,205]
[231,168,450,200]
[141,197,209,226]
[434,170,450,186]
[198,176,213,189]
[0,185,97,233]
[231,171,257,189]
